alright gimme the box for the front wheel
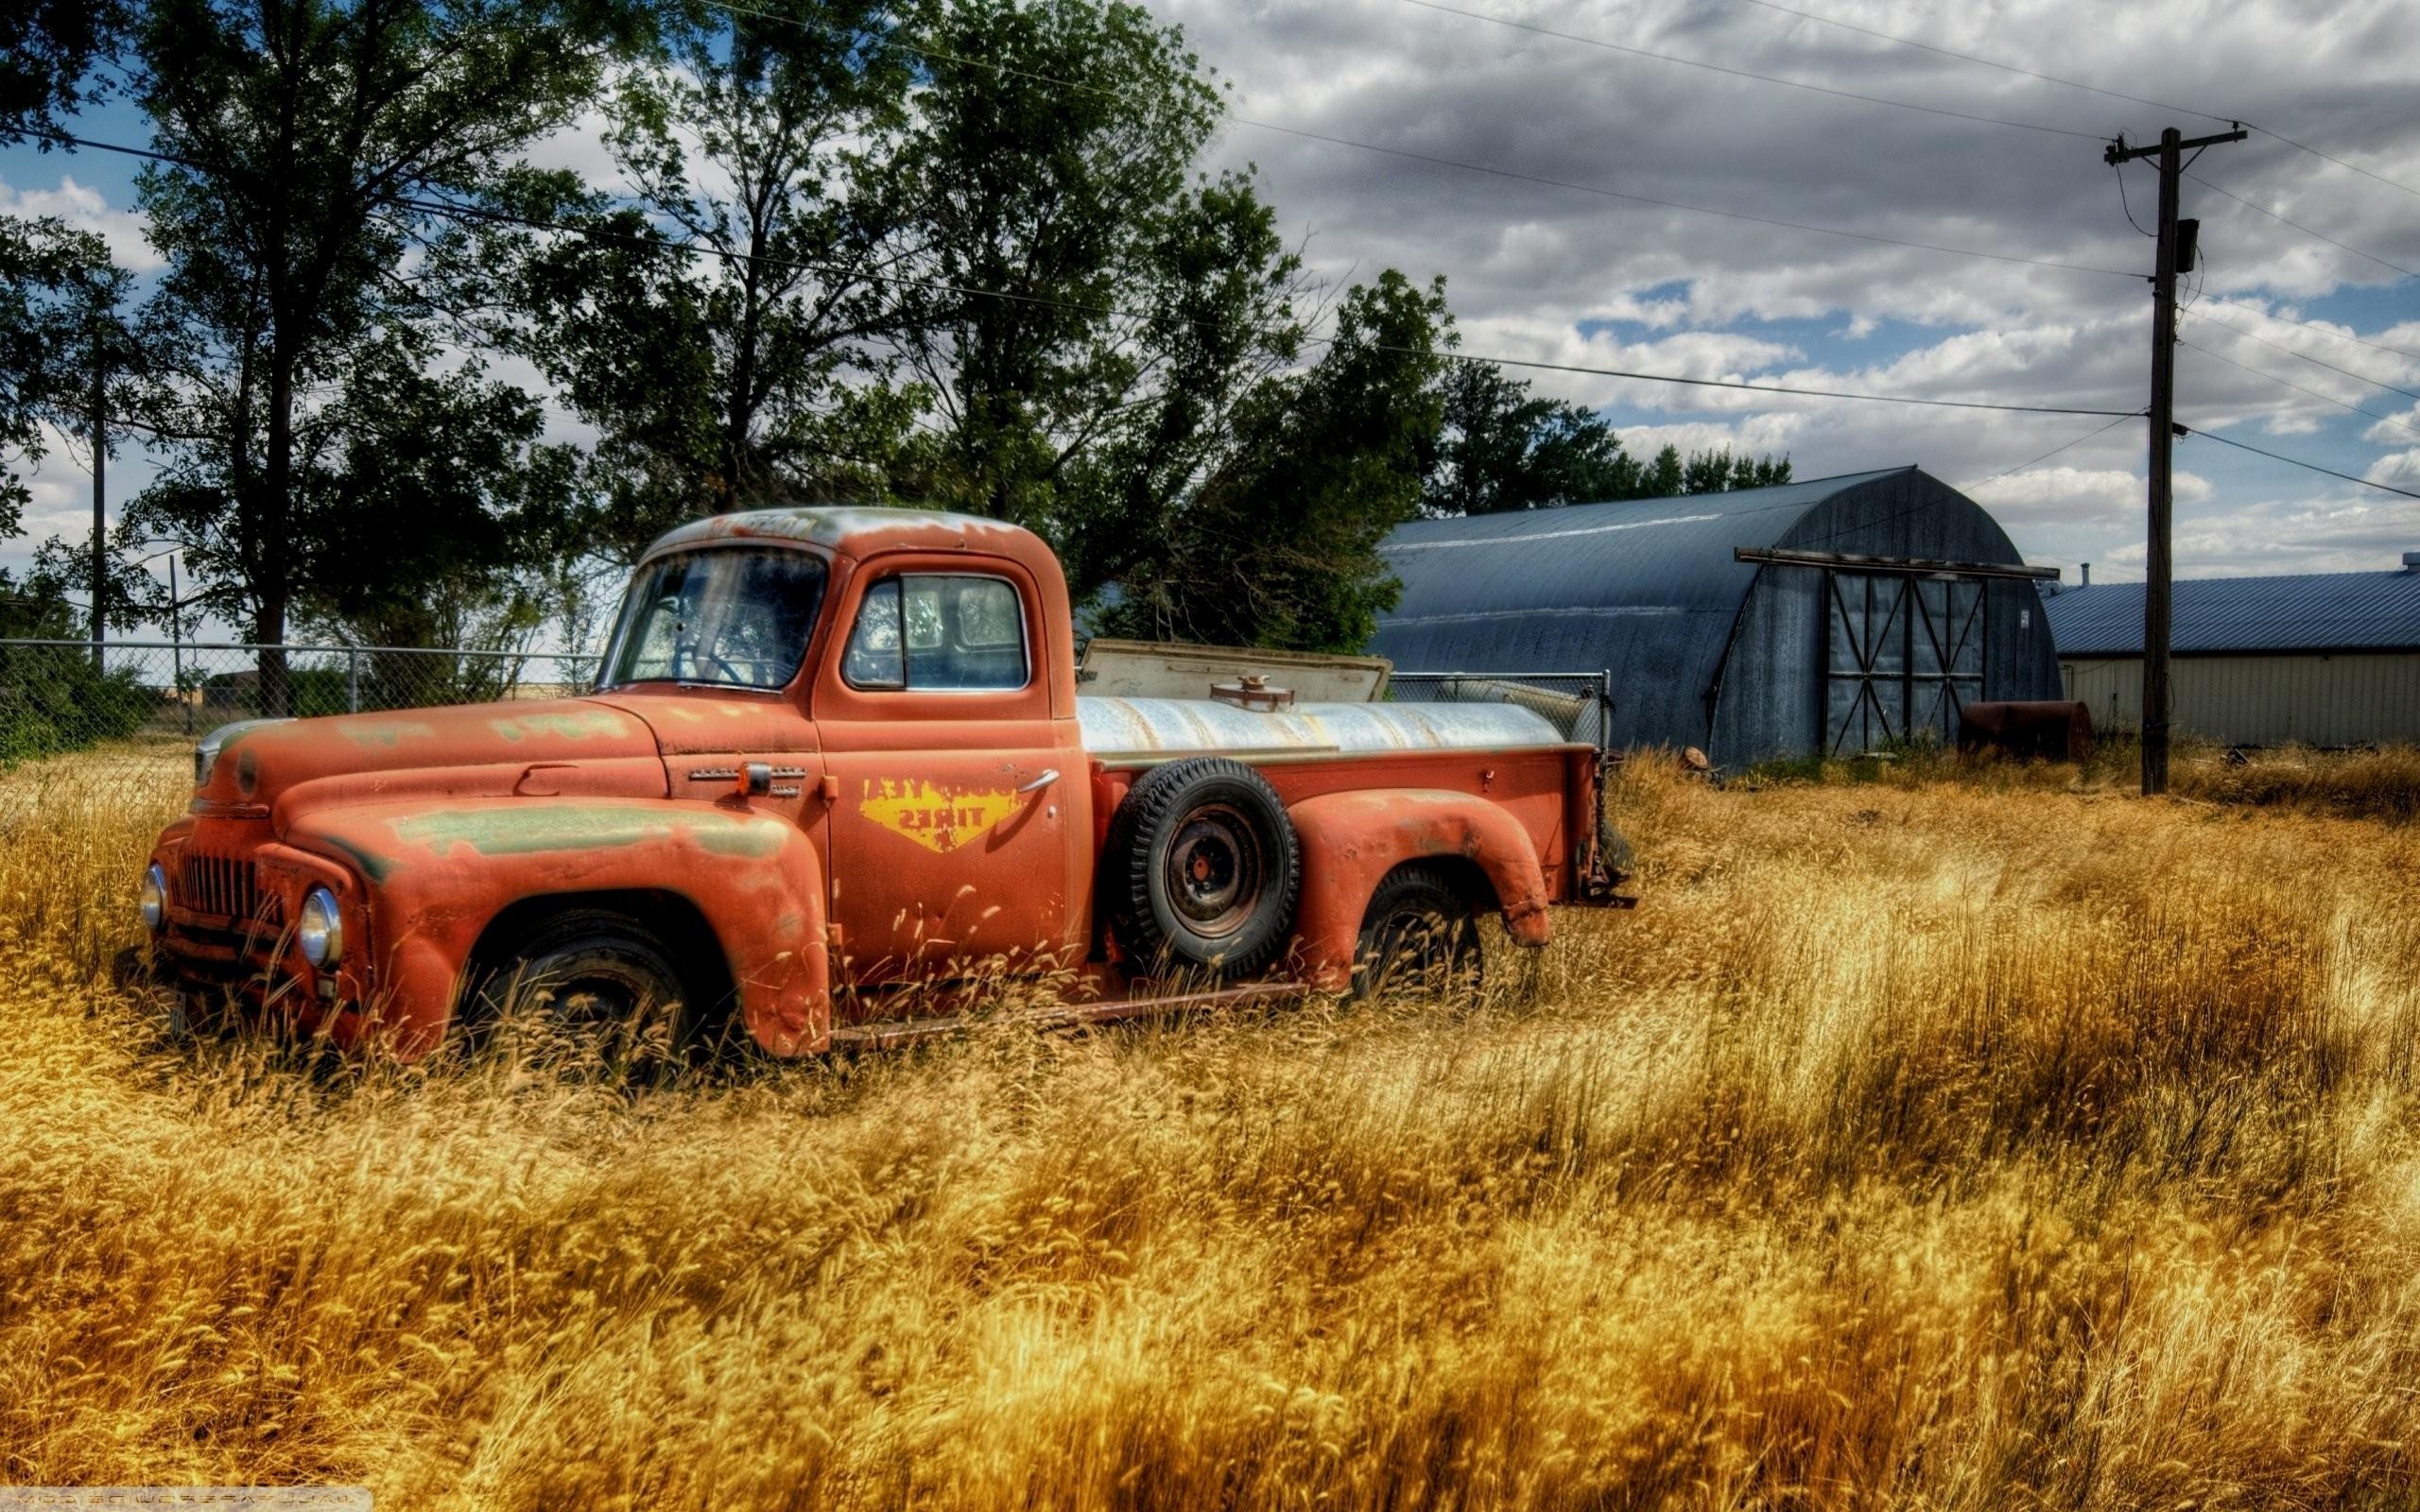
[466,909,699,1070]
[1354,864,1483,1005]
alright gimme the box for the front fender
[283,798,831,1058]
[1285,788,1553,991]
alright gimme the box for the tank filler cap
[1210,674,1295,713]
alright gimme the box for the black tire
[1103,757,1302,978]
[466,909,700,1068]
[1354,864,1483,1004]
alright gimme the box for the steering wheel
[671,641,743,683]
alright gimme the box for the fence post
[347,647,361,713]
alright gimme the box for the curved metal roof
[2041,571,2420,656]
[1370,467,2042,755]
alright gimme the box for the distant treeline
[0,0,1787,673]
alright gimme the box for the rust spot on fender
[490,711,630,743]
[342,718,438,748]
[389,805,786,859]
[313,832,402,884]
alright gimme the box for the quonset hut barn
[1371,466,2063,768]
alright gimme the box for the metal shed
[1370,466,2063,767]
[2040,563,2420,747]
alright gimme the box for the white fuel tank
[1077,696,1570,765]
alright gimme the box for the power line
[2251,126,2420,208]
[2197,294,2420,366]
[1723,0,2420,201]
[31,127,2147,421]
[1392,343,2141,416]
[1379,0,2104,141]
[2112,161,2154,238]
[2183,425,2420,501]
[1984,411,2140,479]
[2185,170,2419,282]
[2188,311,2420,404]
[2179,337,2420,441]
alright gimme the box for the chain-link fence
[0,639,600,815]
[1,640,1616,821]
[1388,670,1615,752]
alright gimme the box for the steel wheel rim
[1372,909,1465,994]
[530,960,666,1027]
[1164,802,1263,938]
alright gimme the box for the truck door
[814,558,1086,993]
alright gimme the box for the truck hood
[193,698,663,811]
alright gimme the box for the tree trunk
[258,340,294,717]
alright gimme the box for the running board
[828,980,1312,1050]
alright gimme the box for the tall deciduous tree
[520,0,919,558]
[1424,361,1791,515]
[0,217,120,541]
[122,0,638,709]
[1425,361,1635,515]
[1101,271,1452,652]
[0,0,123,139]
[888,0,1278,536]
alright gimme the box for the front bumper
[150,819,372,1045]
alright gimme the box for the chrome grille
[181,851,263,920]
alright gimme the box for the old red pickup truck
[140,509,1623,1058]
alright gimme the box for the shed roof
[1376,466,1910,643]
[2040,571,2420,657]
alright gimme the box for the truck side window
[841,574,1028,692]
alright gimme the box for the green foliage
[0,215,122,541]
[1425,361,1790,515]
[0,0,123,136]
[120,0,641,679]
[1425,361,1634,514]
[887,0,1238,534]
[1099,271,1452,652]
[0,638,152,766]
[518,0,920,559]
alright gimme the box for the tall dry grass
[3,751,2419,1507]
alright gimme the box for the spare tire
[1103,757,1302,977]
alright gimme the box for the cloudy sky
[5,0,2418,630]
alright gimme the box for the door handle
[1015,768,1060,794]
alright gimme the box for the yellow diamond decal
[858,777,1019,854]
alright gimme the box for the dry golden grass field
[4,744,2420,1509]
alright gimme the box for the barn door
[1825,572,1987,753]
[1908,576,1984,742]
[1825,573,1908,754]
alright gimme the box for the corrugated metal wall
[2059,654,2420,746]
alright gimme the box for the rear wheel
[466,909,699,1071]
[1354,864,1483,1004]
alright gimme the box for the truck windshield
[597,548,829,691]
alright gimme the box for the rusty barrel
[1957,699,2095,763]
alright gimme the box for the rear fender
[283,798,830,1058]
[1285,788,1552,991]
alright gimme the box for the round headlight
[298,886,344,968]
[140,864,168,932]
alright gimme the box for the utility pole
[2104,123,2245,796]
[90,322,106,669]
